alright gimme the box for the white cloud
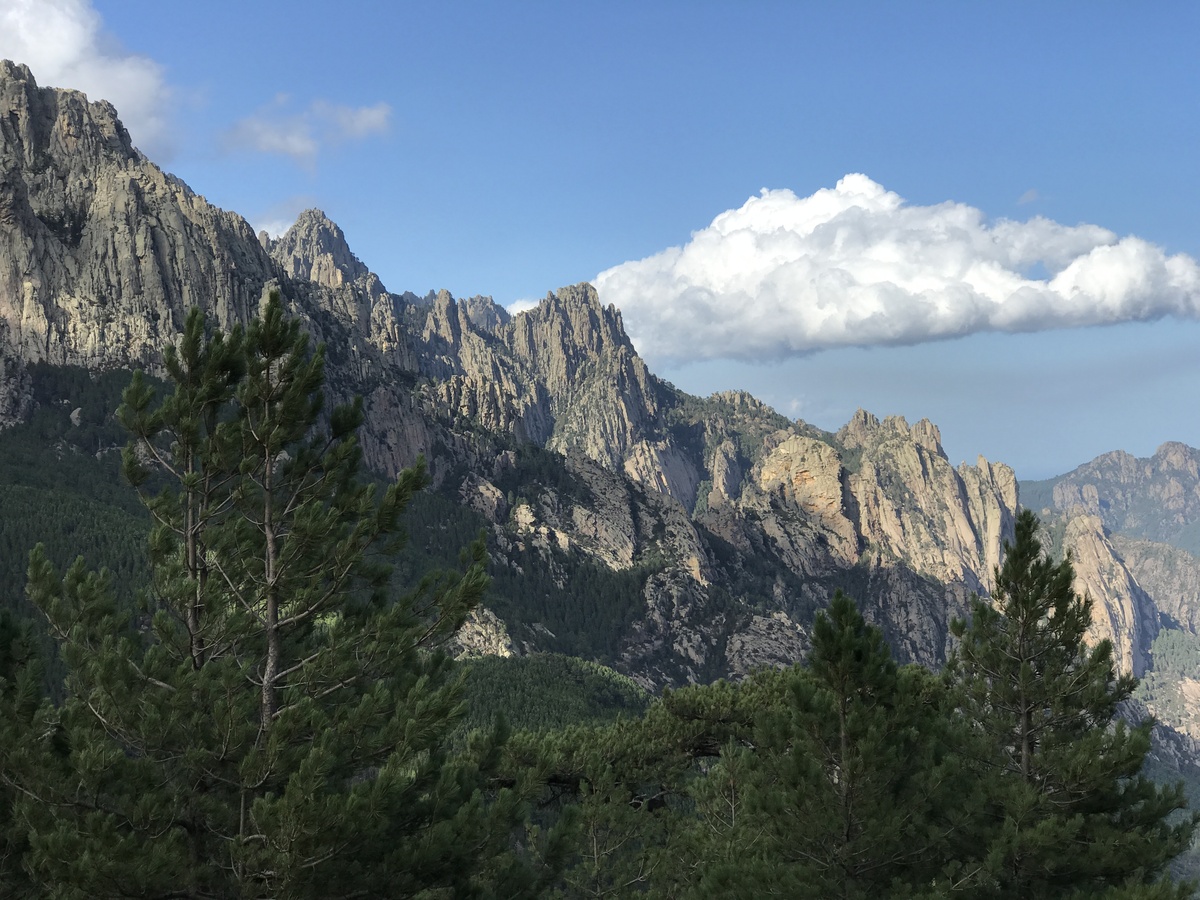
[0,0,174,158]
[249,195,319,239]
[595,174,1200,363]
[254,217,297,240]
[506,298,542,315]
[311,99,391,139]
[223,96,391,166]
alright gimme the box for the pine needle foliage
[0,295,528,898]
[948,509,1197,899]
[683,593,973,899]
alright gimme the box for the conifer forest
[0,302,1196,898]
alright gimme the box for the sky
[2,1,1200,479]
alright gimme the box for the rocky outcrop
[724,612,810,679]
[1111,535,1200,635]
[266,209,410,357]
[270,209,378,296]
[0,61,275,371]
[753,434,859,567]
[677,408,1022,672]
[451,607,516,659]
[410,284,677,479]
[1022,441,1200,682]
[1061,514,1158,676]
[839,411,1017,591]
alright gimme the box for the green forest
[0,301,1196,898]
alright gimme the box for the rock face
[0,60,1178,694]
[1020,442,1200,678]
[413,283,668,481]
[839,411,1017,592]
[1112,535,1200,635]
[451,608,516,660]
[266,208,392,341]
[0,60,275,371]
[1062,514,1159,676]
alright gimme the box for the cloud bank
[0,0,174,158]
[222,95,392,167]
[595,175,1200,363]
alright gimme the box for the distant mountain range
[2,58,1200,787]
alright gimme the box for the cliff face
[1112,535,1200,635]
[0,60,1184,694]
[0,61,275,371]
[838,411,1017,591]
[1021,442,1200,678]
[1061,515,1160,676]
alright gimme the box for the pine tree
[510,597,975,899]
[949,508,1196,899]
[0,609,40,896]
[1,295,530,898]
[696,592,971,899]
[501,669,789,899]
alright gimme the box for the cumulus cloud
[595,175,1200,363]
[0,0,174,158]
[506,298,542,315]
[222,95,391,167]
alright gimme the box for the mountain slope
[1022,443,1200,708]
[0,59,1178,696]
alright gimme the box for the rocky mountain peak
[461,295,509,333]
[269,208,374,292]
[417,289,509,344]
[512,282,634,363]
[836,408,880,449]
[0,59,32,82]
[0,60,283,376]
[911,417,942,454]
[836,409,941,454]
[1,59,137,171]
[1043,443,1200,554]
[421,289,462,348]
[1154,441,1200,478]
[708,389,776,416]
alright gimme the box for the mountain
[1,59,1197,718]
[0,60,1029,688]
[1024,442,1200,556]
[1022,445,1200,737]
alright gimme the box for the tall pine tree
[949,509,1195,899]
[692,592,972,899]
[0,295,530,898]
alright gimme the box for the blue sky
[4,1,1200,479]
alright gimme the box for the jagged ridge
[0,59,1182,698]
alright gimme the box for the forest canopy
[0,302,1193,898]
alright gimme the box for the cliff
[1020,442,1200,677]
[0,60,274,369]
